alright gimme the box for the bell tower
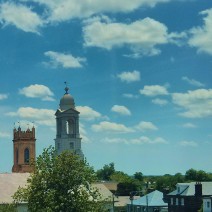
[12,126,36,173]
[55,84,84,158]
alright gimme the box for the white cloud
[44,51,86,69]
[0,94,8,100]
[131,136,167,145]
[122,93,139,99]
[140,85,169,97]
[188,8,212,55]
[152,98,168,106]
[102,136,168,145]
[19,84,55,101]
[0,2,43,34]
[182,76,205,87]
[92,121,134,133]
[179,140,198,147]
[24,0,169,23]
[76,106,102,121]
[79,123,90,143]
[182,123,197,128]
[83,17,169,56]
[0,131,10,138]
[111,105,131,116]
[117,70,140,83]
[136,121,158,132]
[172,89,212,118]
[6,107,55,127]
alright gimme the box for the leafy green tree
[110,171,130,183]
[0,204,17,212]
[134,172,143,182]
[96,162,115,181]
[13,147,106,212]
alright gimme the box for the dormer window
[178,187,180,193]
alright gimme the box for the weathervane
[64,81,69,94]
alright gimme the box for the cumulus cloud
[172,89,212,118]
[0,131,10,138]
[179,140,198,147]
[117,70,140,83]
[182,76,205,87]
[79,123,90,143]
[152,98,168,106]
[0,94,8,100]
[140,85,169,97]
[182,123,197,128]
[111,105,131,116]
[136,121,158,132]
[0,2,43,34]
[44,51,86,69]
[19,84,55,101]
[23,0,169,23]
[122,93,139,99]
[76,106,102,121]
[102,136,168,145]
[83,17,169,56]
[92,121,134,133]
[188,8,212,55]
[6,107,55,127]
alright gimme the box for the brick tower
[12,126,36,173]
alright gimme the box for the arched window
[16,149,19,164]
[24,148,30,164]
[66,119,74,135]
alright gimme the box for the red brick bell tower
[12,126,36,173]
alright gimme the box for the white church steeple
[55,83,83,158]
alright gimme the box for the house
[203,196,212,212]
[0,173,30,212]
[164,182,212,212]
[127,190,168,212]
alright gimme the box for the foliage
[96,162,115,181]
[155,173,185,191]
[0,204,17,212]
[110,171,131,183]
[134,172,143,182]
[185,169,212,181]
[13,147,107,212]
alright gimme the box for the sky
[0,0,212,176]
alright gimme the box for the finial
[64,81,69,94]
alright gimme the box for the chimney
[195,182,202,197]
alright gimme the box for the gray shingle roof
[131,190,168,207]
[0,173,30,204]
[168,182,212,196]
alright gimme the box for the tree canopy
[13,147,107,212]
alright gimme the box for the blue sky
[0,0,211,175]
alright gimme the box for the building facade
[12,126,36,173]
[164,182,212,212]
[55,85,83,158]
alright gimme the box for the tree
[134,172,143,182]
[13,147,106,212]
[96,162,115,181]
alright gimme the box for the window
[181,198,184,206]
[177,187,180,193]
[171,198,173,205]
[58,143,60,149]
[176,198,179,205]
[24,148,30,164]
[16,149,19,163]
[70,142,74,150]
[207,201,210,208]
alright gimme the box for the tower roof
[59,84,75,111]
